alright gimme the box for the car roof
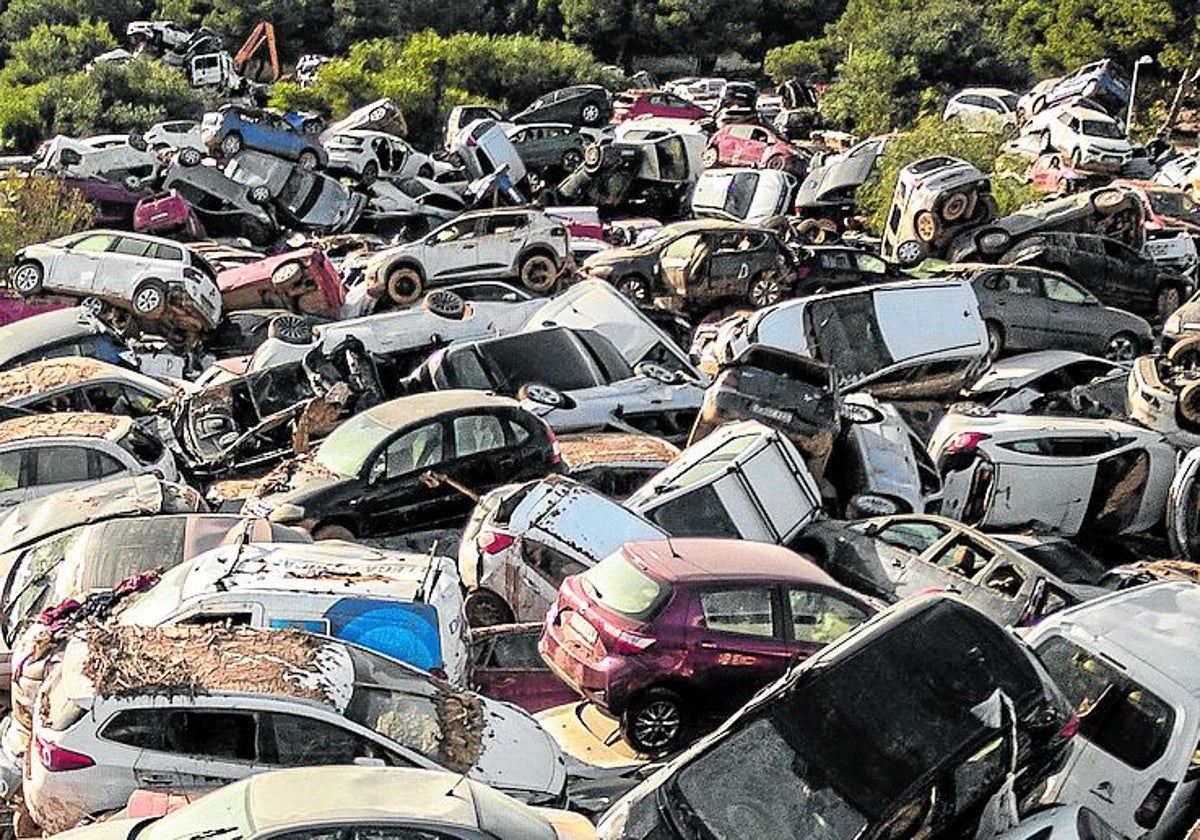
[558,433,679,471]
[659,218,757,235]
[0,309,110,364]
[362,390,521,430]
[956,87,1016,98]
[0,411,130,445]
[244,767,480,832]
[0,357,169,403]
[625,538,843,586]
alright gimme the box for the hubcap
[619,279,647,302]
[524,259,554,288]
[634,701,681,749]
[525,385,562,406]
[1107,336,1136,361]
[80,297,104,314]
[897,241,923,265]
[13,266,38,291]
[135,288,162,313]
[582,104,600,122]
[751,279,780,306]
[916,214,937,240]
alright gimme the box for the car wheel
[519,254,559,294]
[1179,381,1200,431]
[122,175,143,192]
[622,688,688,755]
[422,288,466,319]
[1158,286,1183,322]
[1168,336,1200,369]
[79,296,108,316]
[838,401,885,424]
[132,279,168,317]
[976,227,1012,256]
[385,265,424,305]
[1092,188,1127,213]
[178,148,203,167]
[463,590,515,628]
[360,161,379,186]
[268,314,314,344]
[580,102,603,127]
[941,192,970,222]
[748,273,783,308]
[369,106,388,122]
[701,146,719,168]
[298,150,319,170]
[271,261,304,287]
[975,193,999,220]
[220,133,243,157]
[914,210,939,243]
[313,523,355,541]
[616,274,650,304]
[895,240,926,268]
[583,144,605,173]
[764,154,787,171]
[1104,331,1139,362]
[519,383,574,409]
[1070,148,1083,169]
[561,149,583,172]
[986,320,1004,359]
[248,185,272,205]
[636,362,678,384]
[846,493,905,519]
[11,261,43,296]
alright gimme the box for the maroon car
[703,123,809,174]
[539,538,876,755]
[213,247,345,318]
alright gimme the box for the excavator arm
[233,21,279,82]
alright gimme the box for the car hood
[474,696,567,798]
[964,351,1100,396]
[48,817,148,840]
[246,465,344,513]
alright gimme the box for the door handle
[461,244,476,249]
[140,774,176,786]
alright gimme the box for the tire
[518,253,558,294]
[79,296,108,316]
[1093,188,1126,213]
[846,493,905,519]
[268,314,314,344]
[621,688,689,755]
[313,523,355,541]
[385,265,424,305]
[220,133,243,157]
[580,102,603,127]
[561,149,583,172]
[422,288,466,319]
[583,144,604,172]
[838,401,885,424]
[360,161,379,186]
[463,590,515,628]
[914,210,939,243]
[178,148,203,167]
[1158,285,1183,322]
[616,274,650,304]
[249,185,272,205]
[701,147,719,168]
[11,261,43,296]
[271,261,304,287]
[748,273,783,308]
[298,150,319,170]
[976,193,999,221]
[895,240,926,268]
[986,320,1004,360]
[941,192,970,222]
[1070,148,1083,169]
[132,279,168,317]
[518,383,574,410]
[764,154,786,171]
[976,227,1012,256]
[1167,336,1200,369]
[1104,331,1139,362]
[1031,95,1046,114]
[1178,380,1200,431]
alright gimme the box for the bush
[0,174,94,274]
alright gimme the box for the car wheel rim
[619,278,647,302]
[1107,336,1136,361]
[916,214,937,241]
[135,288,162,313]
[634,701,680,749]
[80,297,104,315]
[751,278,780,307]
[13,266,38,291]
[251,187,270,204]
[582,104,600,123]
[221,136,240,156]
[522,257,556,292]
[988,327,1002,358]
[525,385,562,406]
[896,241,922,265]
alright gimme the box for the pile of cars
[3,49,1200,840]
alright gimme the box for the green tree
[0,174,93,273]
[0,0,146,42]
[1,20,117,86]
[558,0,656,66]
[652,0,764,72]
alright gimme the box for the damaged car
[882,156,998,266]
[957,350,1128,417]
[214,247,345,318]
[225,150,366,234]
[556,132,701,218]
[161,159,279,245]
[1126,336,1200,450]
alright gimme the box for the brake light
[545,424,561,465]
[945,431,991,455]
[600,622,656,655]
[430,667,448,681]
[182,267,202,281]
[1056,711,1080,740]
[35,735,94,772]
[476,531,514,555]
[1135,778,1177,829]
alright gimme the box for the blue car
[201,105,328,168]
[1041,59,1130,116]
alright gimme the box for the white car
[992,806,1124,840]
[143,120,205,153]
[1126,341,1200,449]
[928,412,1174,536]
[34,135,162,188]
[1024,104,1132,171]
[0,356,184,416]
[118,540,470,686]
[943,87,1020,129]
[450,119,527,185]
[360,176,466,225]
[690,168,796,224]
[0,412,180,508]
[23,626,567,832]
[960,350,1129,416]
[325,130,438,185]
[10,230,223,329]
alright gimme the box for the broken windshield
[804,296,894,388]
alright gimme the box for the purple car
[540,538,877,755]
[59,175,152,228]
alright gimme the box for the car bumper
[538,624,636,715]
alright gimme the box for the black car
[511,85,612,127]
[249,391,561,540]
[598,595,1076,840]
[506,123,590,176]
[998,231,1191,322]
[795,244,905,293]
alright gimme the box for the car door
[388,137,412,176]
[984,269,1049,348]
[24,443,109,500]
[829,518,951,597]
[783,585,872,662]
[512,535,588,621]
[723,125,752,164]
[127,706,268,789]
[659,233,703,294]
[960,555,1034,626]
[985,437,1100,531]
[99,235,156,296]
[355,420,459,533]
[1041,273,1105,351]
[745,127,771,165]
[446,411,521,501]
[53,232,117,292]
[475,214,529,276]
[704,231,756,299]
[1104,239,1156,312]
[423,217,483,280]
[902,532,997,598]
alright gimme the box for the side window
[453,414,506,458]
[25,390,85,412]
[162,710,257,761]
[353,828,459,840]
[522,539,588,587]
[380,423,444,479]
[30,445,92,486]
[1002,272,1040,296]
[432,219,477,244]
[1043,276,1089,304]
[83,383,136,415]
[0,450,21,491]
[151,243,184,262]
[70,234,116,253]
[100,708,168,749]
[505,419,531,446]
[259,712,388,766]
[983,563,1025,598]
[483,214,529,236]
[90,450,126,479]
[875,521,949,553]
[488,630,544,669]
[788,589,870,645]
[111,237,154,257]
[700,589,776,638]
[854,253,888,274]
[661,233,702,262]
[646,487,742,539]
[928,538,992,580]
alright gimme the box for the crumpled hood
[472,696,567,799]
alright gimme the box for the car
[928,412,1175,537]
[1153,151,1200,200]
[23,625,568,832]
[200,105,328,167]
[596,594,1077,840]
[1025,104,1132,172]
[143,119,204,152]
[214,247,345,319]
[796,514,1104,627]
[203,309,330,359]
[224,151,366,234]
[1032,59,1131,117]
[1126,336,1200,450]
[1162,287,1200,349]
[245,391,562,541]
[10,230,223,332]
[611,90,708,124]
[118,541,470,685]
[443,104,507,149]
[126,19,192,51]
[557,431,680,499]
[0,357,181,417]
[505,123,590,175]
[993,806,1126,840]
[1028,152,1090,194]
[34,135,162,189]
[999,231,1191,322]
[689,168,796,225]
[0,309,138,374]
[1025,583,1200,840]
[943,87,1020,128]
[793,135,888,223]
[325,129,436,185]
[54,174,152,228]
[540,538,877,754]
[450,118,528,186]
[792,244,904,293]
[881,156,998,266]
[0,412,180,509]
[702,122,809,175]
[512,85,612,126]
[581,219,794,314]
[361,208,570,307]
[953,263,1152,360]
[468,623,580,713]
[132,189,206,240]
[405,326,704,440]
[1115,179,1200,238]
[556,131,703,218]
[160,158,279,245]
[958,350,1129,417]
[360,176,467,232]
[320,97,409,141]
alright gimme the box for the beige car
[881,155,997,266]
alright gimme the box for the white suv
[325,130,437,185]
[362,208,570,306]
[1025,104,1132,171]
[10,230,222,330]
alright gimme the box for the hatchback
[703,123,808,174]
[201,105,327,167]
[539,538,876,754]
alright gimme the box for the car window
[104,708,258,761]
[700,589,776,638]
[647,486,742,538]
[661,233,702,261]
[453,413,506,458]
[482,214,529,236]
[854,253,888,274]
[821,252,854,270]
[111,237,155,257]
[995,272,1039,295]
[84,383,160,417]
[928,537,992,580]
[788,589,870,645]
[1000,437,1130,457]
[71,234,116,253]
[506,419,531,446]
[260,712,393,766]
[93,450,125,478]
[0,450,21,491]
[31,445,92,486]
[875,520,948,553]
[1043,276,1089,304]
[378,423,444,480]
[521,539,588,587]
[352,828,460,840]
[432,219,477,244]
[151,243,184,262]
[488,630,544,669]
[983,563,1026,598]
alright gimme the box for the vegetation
[0,173,94,273]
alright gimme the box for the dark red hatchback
[539,538,876,754]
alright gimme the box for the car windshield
[474,330,605,393]
[579,551,670,621]
[314,413,394,477]
[279,168,321,217]
[803,296,894,386]
[117,559,190,626]
[3,527,86,644]
[1081,120,1123,140]
[1000,94,1019,110]
[138,776,253,840]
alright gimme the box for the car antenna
[415,540,441,604]
[665,535,684,560]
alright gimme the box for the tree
[1,20,117,86]
[558,0,656,66]
[0,174,93,274]
[0,0,146,42]
[652,0,764,72]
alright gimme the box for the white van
[1025,582,1200,840]
[698,278,989,399]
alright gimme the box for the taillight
[1135,778,1177,829]
[182,267,202,281]
[430,667,448,681]
[476,531,514,555]
[545,424,561,465]
[35,735,94,772]
[1056,711,1080,741]
[945,431,991,455]
[602,624,656,655]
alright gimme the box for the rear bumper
[539,625,636,715]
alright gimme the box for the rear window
[579,551,670,620]
[118,425,164,465]
[661,433,754,490]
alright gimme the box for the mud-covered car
[581,219,794,314]
[0,357,181,418]
[881,156,998,266]
[214,247,345,318]
[224,150,366,234]
[1127,336,1200,450]
[958,351,1129,417]
[556,133,701,218]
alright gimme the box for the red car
[539,538,876,755]
[611,89,708,124]
[213,247,345,318]
[703,123,809,174]
[133,190,205,239]
[1115,179,1200,236]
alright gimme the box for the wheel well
[621,680,692,717]
[518,245,560,270]
[985,318,1004,338]
[386,259,425,282]
[312,517,359,538]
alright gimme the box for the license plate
[566,610,598,645]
